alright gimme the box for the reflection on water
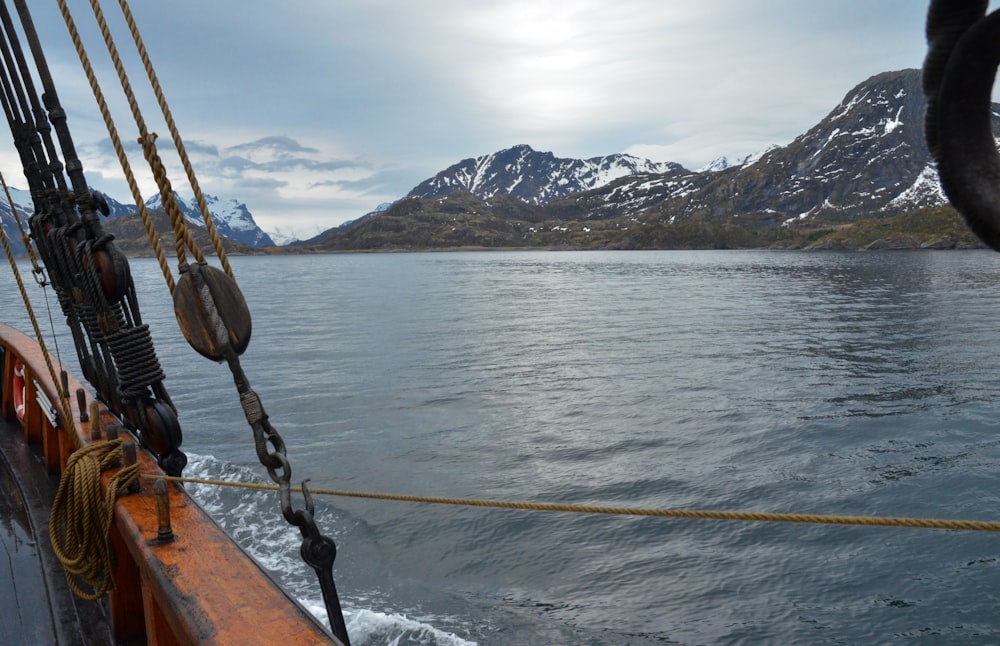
[5,250,1000,644]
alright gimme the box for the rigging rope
[109,0,232,277]
[149,473,1000,533]
[53,0,174,291]
[48,3,351,639]
[55,0,231,285]
[3,0,187,477]
[0,172,77,441]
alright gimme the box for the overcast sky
[7,1,997,239]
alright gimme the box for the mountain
[408,144,682,205]
[291,202,391,247]
[143,192,274,247]
[315,68,991,251]
[649,68,939,223]
[99,208,256,257]
[0,189,274,255]
[0,188,136,256]
[0,187,32,256]
[552,69,949,225]
[698,157,737,173]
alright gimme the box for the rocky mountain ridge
[408,145,682,205]
[0,189,273,256]
[312,68,991,250]
[1,68,992,255]
[142,192,274,248]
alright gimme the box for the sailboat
[3,0,1000,644]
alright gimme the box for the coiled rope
[50,438,139,599]
[147,473,1000,533]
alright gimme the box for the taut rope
[0,171,77,442]
[48,3,352,639]
[150,473,1000,533]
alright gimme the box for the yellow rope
[0,173,77,443]
[1,175,45,281]
[50,439,139,600]
[137,133,208,270]
[67,0,230,278]
[59,0,233,289]
[80,0,196,273]
[112,0,233,278]
[147,473,1000,533]
[54,0,174,293]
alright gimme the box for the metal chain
[239,377,351,644]
[178,259,351,643]
[4,0,351,639]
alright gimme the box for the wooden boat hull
[0,322,340,645]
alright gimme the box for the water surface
[5,249,1000,644]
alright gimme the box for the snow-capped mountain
[0,187,31,256]
[550,68,984,224]
[407,144,683,205]
[316,68,989,250]
[0,188,274,255]
[378,69,967,234]
[697,156,736,173]
[0,188,138,255]
[144,192,274,248]
[715,67,936,219]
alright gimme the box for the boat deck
[0,417,115,645]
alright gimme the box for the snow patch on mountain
[145,192,274,247]
[266,228,300,246]
[408,144,682,205]
[887,164,947,210]
[698,156,735,173]
[741,145,780,168]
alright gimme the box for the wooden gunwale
[0,322,340,645]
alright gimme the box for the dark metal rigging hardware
[173,262,351,644]
[924,0,1000,250]
[0,0,186,475]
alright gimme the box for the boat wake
[184,453,475,646]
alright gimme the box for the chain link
[224,340,350,643]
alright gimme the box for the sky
[4,0,997,240]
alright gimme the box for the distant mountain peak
[310,68,985,251]
[144,192,274,247]
[407,144,682,206]
[698,156,735,173]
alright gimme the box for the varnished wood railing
[0,322,340,645]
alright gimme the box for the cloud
[224,136,319,159]
[69,131,397,238]
[10,0,1000,238]
[180,137,396,236]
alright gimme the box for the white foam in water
[184,453,473,646]
[345,609,478,646]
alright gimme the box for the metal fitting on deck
[153,478,174,543]
[121,441,139,494]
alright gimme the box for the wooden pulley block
[136,397,182,457]
[86,242,130,302]
[173,262,252,361]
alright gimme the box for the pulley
[172,262,252,361]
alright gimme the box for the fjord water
[6,250,1000,644]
